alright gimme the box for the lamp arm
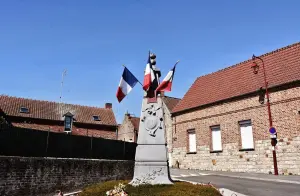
[252,54,263,63]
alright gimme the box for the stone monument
[130,53,173,186]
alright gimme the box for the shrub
[80,180,222,196]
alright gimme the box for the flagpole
[172,59,180,80]
[122,64,143,87]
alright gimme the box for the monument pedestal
[129,97,173,186]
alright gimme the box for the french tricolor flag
[116,67,139,102]
[143,54,155,91]
[156,61,179,92]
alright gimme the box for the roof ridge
[172,41,300,114]
[0,94,108,110]
[194,42,300,81]
[163,95,181,100]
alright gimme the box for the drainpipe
[116,126,118,140]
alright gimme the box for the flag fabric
[116,67,139,102]
[156,61,179,92]
[143,54,156,91]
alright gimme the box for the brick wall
[0,156,134,196]
[73,124,116,139]
[172,86,300,175]
[118,115,135,142]
[11,119,117,139]
[162,101,174,166]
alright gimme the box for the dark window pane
[20,107,29,113]
[93,116,100,121]
[65,117,72,130]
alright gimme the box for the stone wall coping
[0,155,134,162]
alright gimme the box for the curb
[219,188,248,196]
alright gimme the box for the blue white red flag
[143,53,156,91]
[116,67,139,102]
[156,61,179,92]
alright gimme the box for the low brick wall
[0,156,134,196]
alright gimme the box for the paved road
[170,169,300,196]
[175,175,300,196]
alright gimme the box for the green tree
[0,116,8,126]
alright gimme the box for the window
[63,112,74,132]
[93,115,100,121]
[20,107,29,113]
[187,129,196,153]
[239,120,254,150]
[211,126,222,152]
[64,116,72,132]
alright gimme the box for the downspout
[116,125,118,140]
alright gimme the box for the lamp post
[251,54,279,175]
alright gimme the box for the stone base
[129,161,173,186]
[130,97,173,186]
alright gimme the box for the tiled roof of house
[162,96,181,112]
[130,117,140,131]
[173,42,300,114]
[11,122,55,132]
[0,95,117,126]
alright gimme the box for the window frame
[239,120,255,151]
[64,116,73,133]
[20,107,29,113]
[186,129,197,154]
[210,125,223,153]
[93,115,100,121]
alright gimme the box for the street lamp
[251,54,279,175]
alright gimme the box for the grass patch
[80,180,222,196]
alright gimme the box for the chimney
[105,103,112,109]
[125,112,130,119]
[160,91,165,97]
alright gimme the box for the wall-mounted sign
[269,127,276,134]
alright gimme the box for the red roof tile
[0,95,117,126]
[162,96,181,112]
[173,42,300,114]
[11,122,60,132]
[130,117,140,131]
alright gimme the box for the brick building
[118,95,181,166]
[0,95,118,139]
[171,42,300,175]
[117,113,140,142]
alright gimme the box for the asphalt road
[174,175,300,196]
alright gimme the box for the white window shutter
[188,132,196,152]
[212,126,222,151]
[240,121,254,149]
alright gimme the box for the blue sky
[1,0,299,123]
